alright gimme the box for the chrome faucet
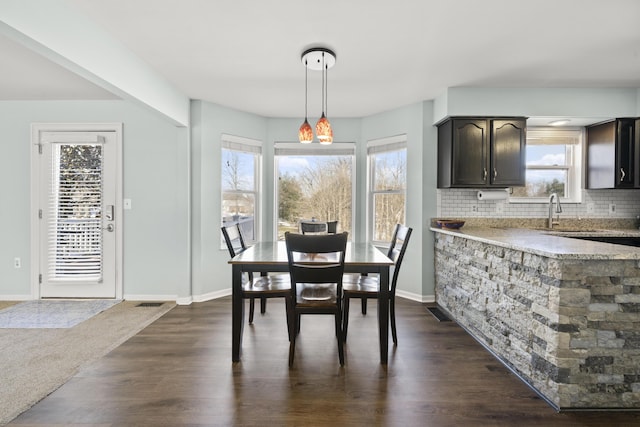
[548,193,563,229]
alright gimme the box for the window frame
[273,142,356,241]
[509,127,583,204]
[221,134,262,246]
[367,134,407,245]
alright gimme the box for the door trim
[30,123,123,299]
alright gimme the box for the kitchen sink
[547,229,600,233]
[564,236,640,247]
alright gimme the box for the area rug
[0,299,120,328]
[0,300,175,425]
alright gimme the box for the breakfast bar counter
[432,225,640,410]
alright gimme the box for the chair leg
[336,312,345,366]
[361,297,367,315]
[342,297,350,342]
[249,298,255,324]
[289,336,296,367]
[285,297,293,342]
[289,310,297,366]
[390,297,398,346]
[260,297,267,314]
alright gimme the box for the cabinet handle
[494,168,497,179]
[620,168,626,182]
[483,168,487,181]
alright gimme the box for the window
[510,128,582,203]
[221,135,261,244]
[368,135,407,243]
[275,142,355,240]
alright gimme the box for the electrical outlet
[472,205,478,213]
[14,257,21,269]
[123,199,132,210]
[609,203,616,215]
[496,202,504,214]
[586,203,594,214]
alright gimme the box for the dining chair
[221,224,290,325]
[300,221,328,234]
[285,231,348,366]
[342,224,412,345]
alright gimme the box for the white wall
[191,101,435,302]
[362,102,435,300]
[433,87,640,224]
[3,88,640,303]
[190,100,268,301]
[0,100,190,300]
[434,87,640,124]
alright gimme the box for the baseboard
[396,289,435,303]
[0,294,33,301]
[122,294,178,302]
[191,288,231,303]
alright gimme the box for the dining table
[228,241,394,364]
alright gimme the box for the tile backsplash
[438,188,640,219]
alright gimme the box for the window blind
[274,142,355,156]
[367,134,407,154]
[48,143,103,281]
[222,134,262,153]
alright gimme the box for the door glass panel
[48,143,103,282]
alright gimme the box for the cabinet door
[451,119,488,186]
[491,119,526,186]
[616,118,635,188]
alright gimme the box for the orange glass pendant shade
[316,114,333,144]
[299,119,313,143]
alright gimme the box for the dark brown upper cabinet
[587,118,640,189]
[437,117,526,188]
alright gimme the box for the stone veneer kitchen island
[432,225,640,410]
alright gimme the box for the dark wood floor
[8,297,640,426]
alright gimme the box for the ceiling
[2,0,640,122]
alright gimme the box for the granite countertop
[430,225,640,260]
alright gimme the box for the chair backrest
[326,220,338,234]
[221,223,247,258]
[300,221,328,235]
[285,232,348,289]
[386,224,413,295]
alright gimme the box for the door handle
[105,205,114,221]
[103,224,114,232]
[620,168,626,182]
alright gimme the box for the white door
[34,127,121,298]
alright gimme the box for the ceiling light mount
[301,47,336,71]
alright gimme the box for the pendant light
[298,57,313,143]
[299,47,336,144]
[315,51,333,144]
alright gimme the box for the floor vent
[136,302,164,307]
[426,306,451,322]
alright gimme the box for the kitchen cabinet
[437,117,526,188]
[587,118,640,189]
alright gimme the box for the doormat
[0,299,121,328]
[426,306,451,322]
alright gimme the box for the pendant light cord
[304,59,308,119]
[325,58,328,117]
[321,52,326,115]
